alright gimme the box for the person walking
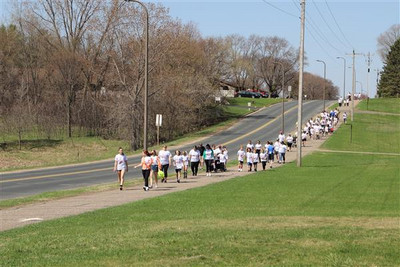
[159,146,171,183]
[203,144,214,177]
[246,140,254,151]
[113,147,128,191]
[150,150,161,188]
[343,112,347,124]
[182,151,189,179]
[278,142,287,164]
[252,149,259,172]
[134,150,152,191]
[237,145,245,172]
[286,134,293,152]
[246,147,253,172]
[274,139,280,162]
[198,143,205,169]
[255,140,262,161]
[172,150,183,183]
[267,141,274,169]
[189,145,200,176]
[260,148,267,170]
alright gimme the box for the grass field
[323,113,400,153]
[0,102,399,265]
[357,98,400,114]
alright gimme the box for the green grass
[323,113,400,153]
[1,98,399,266]
[1,152,399,266]
[357,98,400,114]
[228,97,283,108]
[0,179,142,210]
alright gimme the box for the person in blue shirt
[267,141,275,169]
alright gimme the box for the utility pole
[365,52,372,98]
[297,0,305,167]
[125,0,149,150]
[346,50,363,122]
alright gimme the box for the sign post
[288,86,292,99]
[156,114,162,146]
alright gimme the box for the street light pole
[316,60,326,111]
[274,61,285,133]
[125,0,149,150]
[337,57,346,99]
[356,81,363,95]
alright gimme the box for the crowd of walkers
[114,109,342,191]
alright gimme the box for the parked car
[237,90,261,98]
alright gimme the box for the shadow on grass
[0,139,63,151]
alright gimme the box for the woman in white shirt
[158,146,171,183]
[255,140,262,162]
[113,147,128,191]
[237,146,245,172]
[246,147,253,172]
[252,149,259,172]
[189,145,200,176]
[278,142,287,164]
[173,150,184,183]
[260,149,267,170]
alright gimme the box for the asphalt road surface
[0,100,332,200]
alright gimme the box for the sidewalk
[0,104,351,232]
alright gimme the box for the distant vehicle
[237,91,261,98]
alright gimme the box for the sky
[1,0,399,98]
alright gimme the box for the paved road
[0,100,332,200]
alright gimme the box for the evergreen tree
[378,38,400,97]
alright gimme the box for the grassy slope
[0,99,281,172]
[322,113,400,153]
[357,98,400,114]
[0,104,399,265]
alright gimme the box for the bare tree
[377,24,400,62]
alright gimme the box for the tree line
[0,0,338,150]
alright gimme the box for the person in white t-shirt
[278,131,285,143]
[301,131,307,147]
[286,134,293,151]
[182,151,189,179]
[246,140,254,151]
[260,148,267,170]
[158,146,171,183]
[274,139,280,161]
[278,142,287,164]
[172,150,183,183]
[246,147,253,172]
[223,146,229,171]
[343,112,347,124]
[255,140,262,161]
[237,146,246,172]
[252,149,259,172]
[218,150,226,172]
[113,147,128,191]
[189,145,200,176]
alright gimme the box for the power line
[311,0,349,51]
[292,0,343,60]
[324,0,354,49]
[260,0,299,19]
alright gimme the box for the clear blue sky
[1,0,399,98]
